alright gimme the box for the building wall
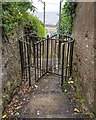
[72,2,96,114]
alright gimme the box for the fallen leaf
[2,114,7,119]
[64,89,67,93]
[16,106,21,110]
[14,104,18,107]
[15,99,19,102]
[68,81,74,84]
[69,77,72,80]
[10,112,14,115]
[37,111,40,115]
[15,112,20,116]
[23,98,26,101]
[74,108,80,113]
[34,84,38,88]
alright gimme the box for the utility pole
[44,2,45,28]
[58,0,62,34]
[38,0,45,28]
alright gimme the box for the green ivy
[60,2,77,35]
[2,2,45,37]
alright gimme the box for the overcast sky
[32,0,64,12]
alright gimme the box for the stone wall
[72,2,96,115]
[2,26,24,111]
[0,27,2,118]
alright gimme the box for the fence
[18,33,74,88]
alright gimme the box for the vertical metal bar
[31,36,35,66]
[58,34,61,73]
[34,44,36,81]
[53,39,56,72]
[30,37,32,66]
[44,40,46,72]
[25,36,28,81]
[61,44,65,87]
[40,42,41,76]
[26,37,29,81]
[41,42,42,74]
[69,40,74,77]
[53,38,56,72]
[22,42,24,79]
[55,38,57,72]
[65,42,70,79]
[46,35,49,71]
[22,42,24,78]
[30,37,32,82]
[51,39,52,70]
[43,41,44,74]
[38,43,40,77]
[27,37,31,86]
[37,43,39,79]
[23,42,26,79]
[42,41,44,74]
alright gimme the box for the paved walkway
[19,73,89,118]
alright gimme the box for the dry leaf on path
[74,108,80,113]
[2,114,7,119]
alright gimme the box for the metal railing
[18,33,74,88]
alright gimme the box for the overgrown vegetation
[2,2,46,38]
[60,2,77,35]
[24,15,46,37]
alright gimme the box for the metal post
[40,42,42,76]
[69,40,74,77]
[61,44,65,87]
[27,38,31,86]
[58,34,61,73]
[34,44,37,81]
[44,2,45,28]
[37,43,39,79]
[46,34,49,71]
[38,0,45,28]
[58,0,62,34]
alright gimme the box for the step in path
[20,73,89,118]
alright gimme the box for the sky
[31,0,65,25]
[32,0,64,12]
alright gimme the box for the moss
[72,61,96,118]
[75,93,84,104]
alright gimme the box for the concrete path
[19,73,88,118]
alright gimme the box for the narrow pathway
[19,73,89,118]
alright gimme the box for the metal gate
[18,33,74,88]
